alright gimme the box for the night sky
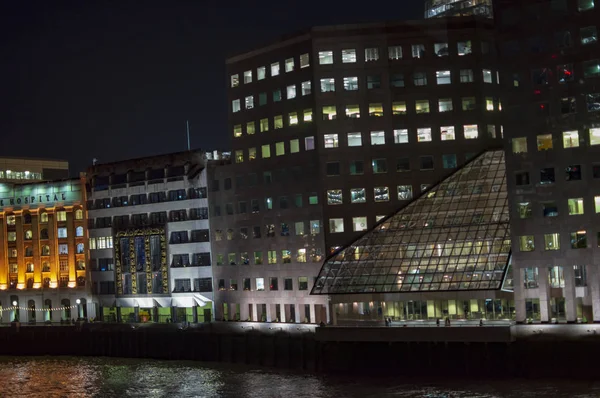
[0,1,421,176]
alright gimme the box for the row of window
[6,276,85,289]
[89,188,207,210]
[170,229,210,244]
[217,276,310,292]
[514,163,599,187]
[518,231,600,252]
[214,249,322,266]
[213,193,319,216]
[6,243,85,257]
[517,196,600,219]
[231,70,499,112]
[6,259,86,274]
[171,252,211,267]
[231,53,310,88]
[172,277,213,293]
[5,210,80,224]
[89,208,208,229]
[4,226,85,242]
[215,220,321,241]
[512,128,600,154]
[522,265,587,290]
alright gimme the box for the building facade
[86,150,216,323]
[214,16,503,324]
[495,0,600,323]
[0,157,69,183]
[425,0,494,19]
[0,177,93,323]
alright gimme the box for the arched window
[28,299,36,321]
[25,247,33,257]
[24,230,33,240]
[76,243,85,254]
[26,263,34,273]
[26,278,34,288]
[41,245,50,256]
[76,276,86,287]
[76,260,86,270]
[40,228,49,240]
[44,299,52,322]
[42,262,50,272]
[76,226,84,237]
[23,213,32,224]
[43,278,51,288]
[61,299,71,320]
[40,212,48,223]
[75,209,84,220]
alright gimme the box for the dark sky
[0,1,422,176]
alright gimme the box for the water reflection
[0,356,599,397]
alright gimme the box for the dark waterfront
[0,356,598,397]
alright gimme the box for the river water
[0,356,598,397]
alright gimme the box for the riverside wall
[1,322,600,378]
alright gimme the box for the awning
[135,298,155,308]
[153,298,171,308]
[171,296,195,308]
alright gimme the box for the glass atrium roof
[312,150,511,295]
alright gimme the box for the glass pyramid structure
[312,150,511,295]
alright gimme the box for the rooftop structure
[425,0,494,19]
[0,157,69,183]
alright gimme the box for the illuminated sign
[0,191,81,209]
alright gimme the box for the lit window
[388,45,402,60]
[571,231,588,249]
[261,145,271,158]
[486,98,494,111]
[243,70,252,84]
[397,185,413,200]
[581,26,598,45]
[248,148,256,161]
[59,244,68,254]
[519,236,535,252]
[537,134,553,150]
[352,217,368,232]
[439,98,453,112]
[319,51,333,64]
[276,142,285,156]
[460,69,474,83]
[574,265,587,287]
[392,101,406,115]
[411,44,425,58]
[7,231,16,241]
[324,134,339,148]
[462,97,476,111]
[434,42,448,56]
[260,118,269,132]
[273,89,282,102]
[441,126,455,141]
[320,78,335,92]
[288,112,298,125]
[524,267,539,288]
[303,109,313,122]
[413,71,427,86]
[290,139,299,153]
[348,132,362,147]
[286,85,296,99]
[583,59,600,78]
[56,211,67,222]
[372,158,387,173]
[365,48,379,61]
[327,190,342,205]
[370,131,385,145]
[274,115,283,129]
[518,202,532,219]
[415,100,430,114]
[329,218,344,233]
[257,66,266,80]
[301,81,311,96]
[588,128,600,146]
[350,188,366,203]
[563,130,579,148]
[230,74,239,87]
[345,104,360,118]
[549,267,565,289]
[436,70,451,84]
[245,96,254,109]
[457,40,472,56]
[568,198,584,215]
[246,121,255,135]
[285,58,294,72]
[588,93,600,112]
[394,129,408,144]
[369,103,383,116]
[235,150,243,163]
[594,196,600,213]
[578,0,595,11]
[544,233,560,250]
[271,62,280,76]
[300,53,310,68]
[233,125,242,137]
[442,154,457,169]
[342,49,356,63]
[417,128,432,142]
[374,187,389,202]
[483,69,493,83]
[322,105,336,120]
[297,249,307,263]
[512,137,527,154]
[343,77,358,91]
[557,64,574,83]
[232,99,240,113]
[305,137,315,150]
[464,125,478,139]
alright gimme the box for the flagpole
[186,120,191,151]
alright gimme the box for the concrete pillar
[310,304,316,324]
[331,304,337,325]
[192,306,198,323]
[295,303,302,323]
[134,306,139,323]
[116,307,122,323]
[326,302,331,324]
[589,266,600,322]
[214,300,223,321]
[266,303,273,322]
[538,267,551,322]
[251,303,258,322]
[98,306,104,322]
[240,302,249,321]
[170,306,177,322]
[514,266,526,323]
[563,265,578,323]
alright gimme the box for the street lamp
[12,301,18,322]
[76,299,81,320]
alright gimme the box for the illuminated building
[425,0,494,19]
[0,177,93,323]
[0,157,69,183]
[495,0,600,323]
[214,16,501,323]
[87,150,220,323]
[311,150,514,324]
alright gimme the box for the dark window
[224,178,232,190]
[367,75,381,89]
[212,180,219,191]
[168,189,186,201]
[170,231,189,244]
[189,207,208,220]
[192,253,211,266]
[326,162,340,176]
[565,165,582,181]
[169,210,187,222]
[593,164,600,179]
[279,196,288,209]
[281,223,290,236]
[150,211,167,224]
[540,168,555,184]
[235,174,245,189]
[291,167,302,180]
[239,201,247,214]
[503,41,519,56]
[532,68,550,85]
[372,158,387,173]
[213,205,221,217]
[264,171,272,184]
[390,73,404,87]
[516,172,530,186]
[195,277,213,292]
[191,230,209,242]
[149,192,165,203]
[397,158,410,172]
[528,36,546,53]
[294,194,303,208]
[188,187,208,199]
[251,199,259,213]
[253,226,261,238]
[248,173,258,186]
[226,203,234,215]
[420,156,434,170]
[554,30,572,48]
[561,97,576,114]
[284,278,293,291]
[171,254,190,267]
[350,160,364,175]
[270,277,278,291]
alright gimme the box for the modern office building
[495,0,600,323]
[0,157,69,183]
[425,0,494,19]
[86,150,218,323]
[0,177,93,323]
[214,16,503,323]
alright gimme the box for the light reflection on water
[0,356,599,398]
